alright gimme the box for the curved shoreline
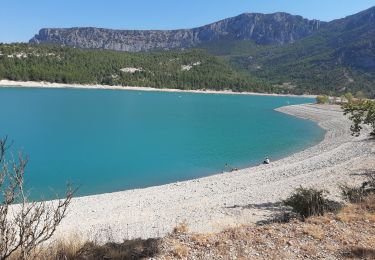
[0,79,316,98]
[52,103,374,242]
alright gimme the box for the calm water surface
[0,87,324,198]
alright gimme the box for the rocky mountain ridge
[30,12,325,52]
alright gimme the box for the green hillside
[0,43,272,93]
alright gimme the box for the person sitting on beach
[224,163,239,172]
[263,157,270,164]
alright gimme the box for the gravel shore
[0,79,315,98]
[55,104,375,242]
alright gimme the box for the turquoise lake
[0,87,324,198]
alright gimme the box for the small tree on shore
[344,92,354,103]
[343,100,375,137]
[355,91,366,101]
[316,95,329,104]
[0,137,74,259]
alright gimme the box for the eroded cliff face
[29,12,325,52]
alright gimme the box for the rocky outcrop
[29,12,325,52]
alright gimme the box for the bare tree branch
[0,137,75,259]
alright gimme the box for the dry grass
[300,243,318,256]
[8,237,85,260]
[190,233,213,246]
[336,205,358,222]
[306,213,332,224]
[158,194,375,259]
[46,239,84,259]
[302,225,325,240]
[9,237,160,260]
[337,195,375,224]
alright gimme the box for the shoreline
[0,79,316,98]
[52,103,374,242]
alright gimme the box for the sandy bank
[50,104,375,242]
[0,79,315,98]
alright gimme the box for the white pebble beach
[50,103,375,242]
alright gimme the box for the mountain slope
[29,13,324,52]
[218,6,375,97]
[328,6,375,71]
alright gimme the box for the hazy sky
[1,0,374,43]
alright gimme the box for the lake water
[0,87,324,198]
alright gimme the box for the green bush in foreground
[283,187,338,219]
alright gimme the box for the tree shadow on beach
[225,201,283,212]
[224,202,297,224]
[225,197,342,225]
[342,247,375,259]
[349,170,375,177]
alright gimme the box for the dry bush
[173,221,189,234]
[341,172,375,203]
[75,238,160,260]
[0,137,74,259]
[172,243,189,258]
[191,233,213,246]
[340,185,367,203]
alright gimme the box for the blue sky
[1,0,374,43]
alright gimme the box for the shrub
[75,239,160,260]
[355,91,366,101]
[316,95,329,104]
[340,185,366,203]
[343,100,375,136]
[341,171,375,203]
[283,187,339,219]
[344,92,354,103]
[173,221,189,234]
